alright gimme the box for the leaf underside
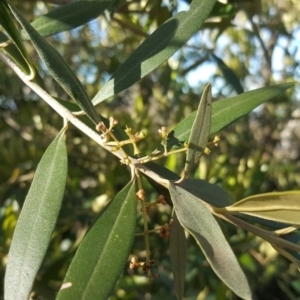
[92,0,217,106]
[56,181,137,300]
[4,132,67,300]
[169,183,253,300]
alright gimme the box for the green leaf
[92,0,217,105]
[4,132,67,300]
[278,231,300,264]
[184,84,212,176]
[164,82,294,151]
[56,180,137,300]
[22,0,113,39]
[0,31,46,89]
[236,213,289,230]
[169,212,187,300]
[179,179,231,207]
[7,1,101,124]
[211,53,244,94]
[274,246,300,269]
[0,1,34,76]
[169,183,252,300]
[209,1,238,18]
[142,162,180,207]
[143,162,231,207]
[0,32,28,72]
[226,191,300,225]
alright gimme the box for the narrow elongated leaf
[184,84,212,175]
[226,191,300,225]
[8,1,101,124]
[4,132,67,300]
[0,32,28,73]
[169,212,187,300]
[211,53,244,94]
[56,181,137,300]
[143,162,231,207]
[92,0,217,105]
[169,183,252,300]
[0,1,33,76]
[163,83,294,151]
[0,32,46,90]
[237,213,289,230]
[278,231,300,264]
[274,246,300,269]
[22,0,113,39]
[179,179,231,207]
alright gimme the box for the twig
[0,50,170,188]
[239,4,272,71]
[112,17,148,38]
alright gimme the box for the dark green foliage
[1,0,299,299]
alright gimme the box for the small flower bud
[158,127,168,139]
[156,194,166,205]
[138,131,148,138]
[204,147,211,154]
[96,122,107,132]
[124,126,132,135]
[130,256,139,269]
[136,189,145,201]
[159,224,170,238]
[213,135,221,143]
[109,117,118,128]
[184,141,190,148]
[213,135,221,146]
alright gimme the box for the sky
[165,0,299,100]
[36,0,300,100]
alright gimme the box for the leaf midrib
[12,136,63,299]
[80,184,134,298]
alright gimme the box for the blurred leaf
[169,212,187,300]
[169,183,252,300]
[164,82,294,151]
[278,231,300,263]
[56,180,137,300]
[184,83,212,176]
[210,1,238,18]
[7,1,101,124]
[4,131,67,300]
[92,0,217,106]
[22,0,113,39]
[274,246,300,268]
[211,53,244,94]
[202,18,233,39]
[227,191,300,225]
[0,1,33,76]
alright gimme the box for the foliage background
[0,0,300,299]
